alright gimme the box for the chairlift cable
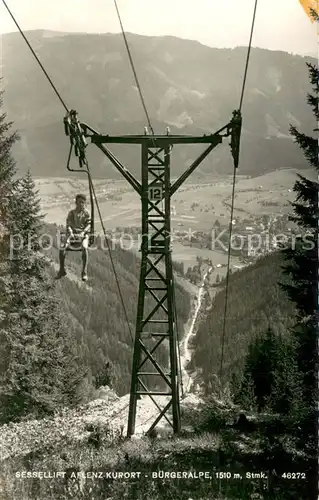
[219,0,258,380]
[85,166,135,344]
[172,275,184,398]
[113,0,155,137]
[2,0,69,113]
[239,0,259,112]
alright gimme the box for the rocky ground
[0,388,204,462]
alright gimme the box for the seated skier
[56,193,91,281]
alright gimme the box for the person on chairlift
[56,193,91,281]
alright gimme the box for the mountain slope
[2,30,314,179]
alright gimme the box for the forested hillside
[191,251,297,390]
[43,223,191,397]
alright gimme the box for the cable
[219,165,237,380]
[172,276,184,398]
[239,0,259,112]
[113,0,160,160]
[86,165,134,344]
[219,0,258,380]
[2,1,69,113]
[113,0,155,136]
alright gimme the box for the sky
[0,0,317,56]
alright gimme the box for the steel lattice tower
[64,111,242,436]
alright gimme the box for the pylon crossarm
[86,126,231,145]
[66,115,241,193]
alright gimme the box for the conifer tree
[280,63,318,410]
[0,86,20,376]
[0,87,19,256]
[0,105,87,422]
[235,327,303,420]
[267,337,303,417]
[236,327,279,411]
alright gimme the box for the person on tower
[56,193,91,281]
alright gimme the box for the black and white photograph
[0,1,318,499]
